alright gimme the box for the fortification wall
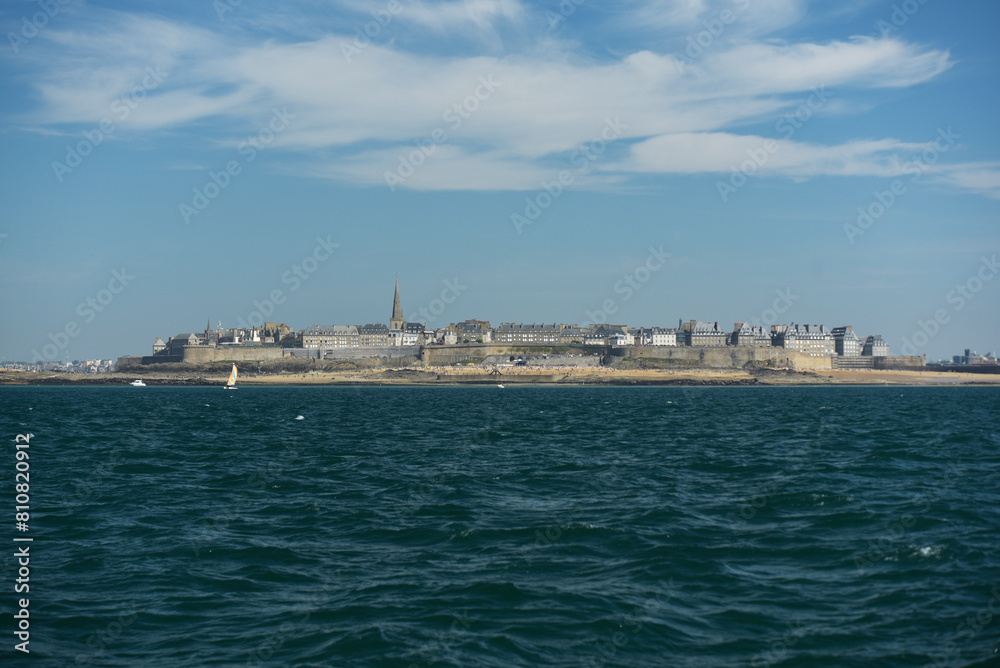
[419,343,600,366]
[873,355,926,369]
[167,343,859,370]
[286,346,421,360]
[622,346,833,370]
[118,355,183,367]
[182,345,284,364]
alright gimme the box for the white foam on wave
[913,545,944,558]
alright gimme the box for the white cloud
[624,131,933,178]
[399,0,526,32]
[5,4,989,195]
[933,164,1000,199]
[617,0,805,37]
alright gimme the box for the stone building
[559,326,586,344]
[831,326,862,357]
[732,322,771,347]
[650,328,677,346]
[772,324,835,357]
[166,333,202,356]
[301,325,359,348]
[454,320,491,343]
[682,320,727,346]
[389,279,405,331]
[358,323,391,347]
[862,334,889,357]
[493,323,561,344]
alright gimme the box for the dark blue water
[2,386,999,667]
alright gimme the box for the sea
[2,385,999,667]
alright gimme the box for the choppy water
[2,386,999,667]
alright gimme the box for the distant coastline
[3,368,998,387]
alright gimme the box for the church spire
[390,278,404,330]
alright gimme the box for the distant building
[301,325,359,348]
[952,349,999,365]
[609,332,631,347]
[153,337,166,355]
[583,324,628,346]
[831,326,862,357]
[166,333,202,356]
[493,323,561,344]
[862,335,889,357]
[389,279,405,331]
[773,324,835,357]
[559,326,586,344]
[682,320,727,347]
[732,322,771,347]
[650,328,677,347]
[263,322,293,344]
[358,323,391,347]
[454,320,491,343]
[403,322,425,345]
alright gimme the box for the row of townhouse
[830,325,889,357]
[155,322,296,355]
[675,320,890,357]
[301,323,423,349]
[299,319,889,357]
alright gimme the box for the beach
[3,366,998,386]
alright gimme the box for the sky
[0,0,998,363]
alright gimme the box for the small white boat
[497,384,505,389]
[130,379,146,387]
[225,364,238,390]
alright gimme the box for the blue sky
[1,0,997,363]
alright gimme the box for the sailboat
[225,364,238,390]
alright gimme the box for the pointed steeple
[390,278,404,330]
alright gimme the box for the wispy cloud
[5,2,989,195]
[624,132,932,178]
